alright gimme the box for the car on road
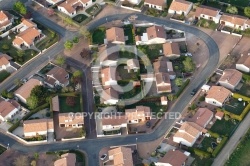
[100,154,107,160]
[191,88,198,96]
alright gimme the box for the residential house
[58,113,84,128]
[144,0,166,11]
[163,42,181,58]
[205,86,231,107]
[125,106,151,124]
[58,0,92,17]
[195,6,221,23]
[161,96,168,105]
[0,10,13,32]
[16,19,37,32]
[168,0,193,16]
[54,153,76,166]
[23,119,54,137]
[46,0,64,5]
[127,59,139,72]
[104,147,133,166]
[106,27,125,44]
[125,0,141,5]
[245,19,250,30]
[220,14,248,31]
[236,52,250,73]
[218,69,242,90]
[101,88,119,105]
[156,72,172,93]
[99,114,127,136]
[13,27,42,49]
[140,73,155,82]
[215,111,224,120]
[101,67,117,86]
[190,108,213,128]
[173,122,207,147]
[155,149,188,166]
[135,25,166,45]
[0,54,16,72]
[14,78,43,104]
[98,44,119,66]
[0,100,20,121]
[153,56,176,79]
[44,66,69,88]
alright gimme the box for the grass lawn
[225,128,250,166]
[59,96,82,113]
[135,26,147,36]
[137,44,163,60]
[0,70,10,83]
[72,14,88,23]
[199,137,217,152]
[119,50,136,59]
[91,27,105,45]
[86,4,98,14]
[224,98,247,115]
[0,145,6,155]
[210,119,238,136]
[119,84,142,100]
[191,155,213,166]
[117,65,139,81]
[123,25,135,45]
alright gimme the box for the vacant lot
[210,119,238,136]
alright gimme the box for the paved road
[0,7,220,166]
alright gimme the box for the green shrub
[175,79,190,98]
[193,148,211,158]
[2,44,9,50]
[212,136,228,157]
[199,96,205,102]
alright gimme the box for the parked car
[100,154,107,161]
[184,53,192,57]
[190,88,198,96]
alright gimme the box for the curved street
[0,11,220,166]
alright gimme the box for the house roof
[174,122,206,144]
[163,42,180,56]
[161,96,168,102]
[158,149,188,166]
[0,53,12,61]
[52,96,60,112]
[190,108,213,127]
[101,88,119,103]
[169,0,193,13]
[58,113,84,125]
[21,19,37,28]
[215,111,224,119]
[58,0,79,13]
[0,56,9,66]
[15,78,42,101]
[46,66,69,85]
[125,106,151,121]
[0,100,19,118]
[206,86,231,104]
[101,113,127,126]
[236,53,250,68]
[54,153,76,166]
[101,67,116,84]
[13,27,41,46]
[23,119,54,133]
[127,59,139,70]
[106,27,125,43]
[106,147,133,166]
[146,25,166,40]
[144,0,166,7]
[195,5,220,17]
[220,14,247,26]
[156,72,171,93]
[218,69,242,87]
[153,56,174,73]
[0,10,8,21]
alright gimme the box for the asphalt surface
[0,7,220,166]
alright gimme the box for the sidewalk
[212,110,250,166]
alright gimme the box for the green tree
[244,7,250,18]
[183,57,195,72]
[167,94,174,101]
[13,1,27,15]
[1,89,8,98]
[226,6,238,14]
[64,40,73,50]
[73,37,79,43]
[55,55,65,66]
[2,44,9,50]
[14,79,22,86]
[34,153,39,160]
[27,96,39,109]
[73,70,82,78]
[17,50,25,57]
[7,92,14,99]
[175,78,183,87]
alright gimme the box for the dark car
[191,88,198,96]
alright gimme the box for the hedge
[59,92,80,97]
[212,136,228,157]
[189,148,211,158]
[232,93,250,102]
[8,103,49,132]
[175,79,190,98]
[208,130,220,138]
[220,102,250,121]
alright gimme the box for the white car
[100,154,107,161]
[185,53,193,57]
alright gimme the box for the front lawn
[72,14,88,23]
[224,98,247,115]
[91,27,106,45]
[117,65,139,81]
[225,128,250,166]
[210,119,238,136]
[0,70,11,83]
[123,24,135,45]
[137,44,163,60]
[59,95,82,113]
[197,18,218,30]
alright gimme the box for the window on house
[213,101,216,104]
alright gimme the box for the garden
[223,97,247,115]
[123,24,135,45]
[58,95,82,113]
[0,70,11,83]
[197,18,218,30]
[119,50,136,59]
[85,4,102,16]
[72,14,88,24]
[210,118,238,137]
[137,44,163,60]
[117,65,139,81]
[91,27,106,45]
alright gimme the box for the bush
[199,96,205,102]
[212,136,228,157]
[2,44,9,50]
[175,79,190,98]
[193,148,211,158]
[208,130,220,138]
[73,37,79,43]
